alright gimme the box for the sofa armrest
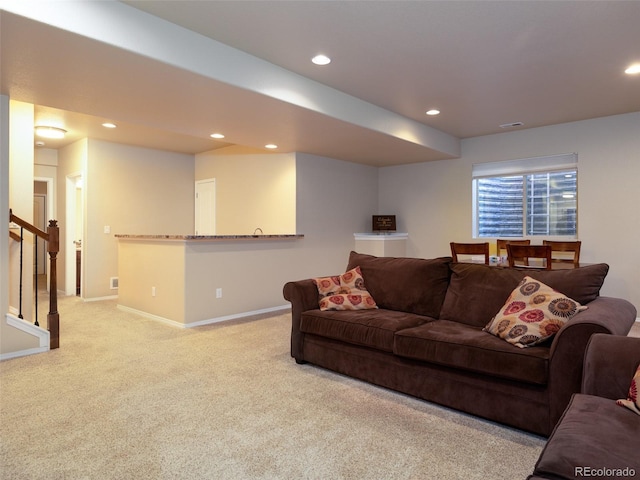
[582,333,640,399]
[283,279,320,361]
[546,296,637,428]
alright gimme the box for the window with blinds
[473,154,577,238]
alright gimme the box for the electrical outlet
[216,288,222,298]
[152,286,156,297]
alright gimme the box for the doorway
[33,192,46,275]
[195,178,216,235]
[34,177,54,288]
[65,173,83,297]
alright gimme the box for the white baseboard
[0,345,50,361]
[185,304,291,328]
[6,314,49,347]
[83,295,118,302]
[116,305,185,328]
[116,304,290,329]
[1,314,50,361]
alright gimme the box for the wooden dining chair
[496,239,530,255]
[496,239,531,265]
[543,240,581,267]
[506,244,552,270]
[450,242,490,265]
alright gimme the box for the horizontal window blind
[473,153,577,178]
[473,153,578,238]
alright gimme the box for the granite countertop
[115,234,304,241]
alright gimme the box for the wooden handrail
[8,209,60,349]
[10,209,49,241]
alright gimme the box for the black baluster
[34,236,39,327]
[18,227,23,319]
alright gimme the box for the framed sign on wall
[372,215,396,232]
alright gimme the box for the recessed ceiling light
[312,54,331,66]
[625,63,640,74]
[34,126,66,139]
[499,121,524,128]
[102,122,117,128]
[426,109,440,116]
[265,144,278,149]
[210,133,225,139]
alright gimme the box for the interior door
[195,179,216,235]
[33,194,47,275]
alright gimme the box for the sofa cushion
[300,308,432,352]
[393,320,550,385]
[346,251,451,318]
[484,276,586,348]
[439,263,609,328]
[617,364,640,415]
[533,394,640,479]
[314,266,378,311]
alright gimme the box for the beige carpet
[1,294,548,479]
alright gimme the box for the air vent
[110,277,119,290]
[499,122,524,128]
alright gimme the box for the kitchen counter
[116,233,304,327]
[115,234,304,241]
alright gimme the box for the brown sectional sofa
[283,251,637,436]
[528,334,640,479]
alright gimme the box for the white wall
[8,101,35,321]
[379,112,640,309]
[35,148,58,213]
[57,139,87,295]
[55,138,197,299]
[1,99,41,356]
[84,140,195,299]
[193,149,380,282]
[0,96,9,331]
[60,142,375,306]
[195,147,296,235]
[117,152,380,325]
[292,152,380,278]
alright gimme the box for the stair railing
[8,209,60,349]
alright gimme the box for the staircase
[8,209,60,350]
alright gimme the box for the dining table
[465,257,590,270]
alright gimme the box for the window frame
[472,153,578,240]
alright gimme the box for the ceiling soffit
[0,3,459,166]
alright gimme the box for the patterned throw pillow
[484,276,586,348]
[314,266,378,311]
[617,365,640,416]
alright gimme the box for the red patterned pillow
[314,266,378,311]
[484,276,586,348]
[617,364,640,416]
